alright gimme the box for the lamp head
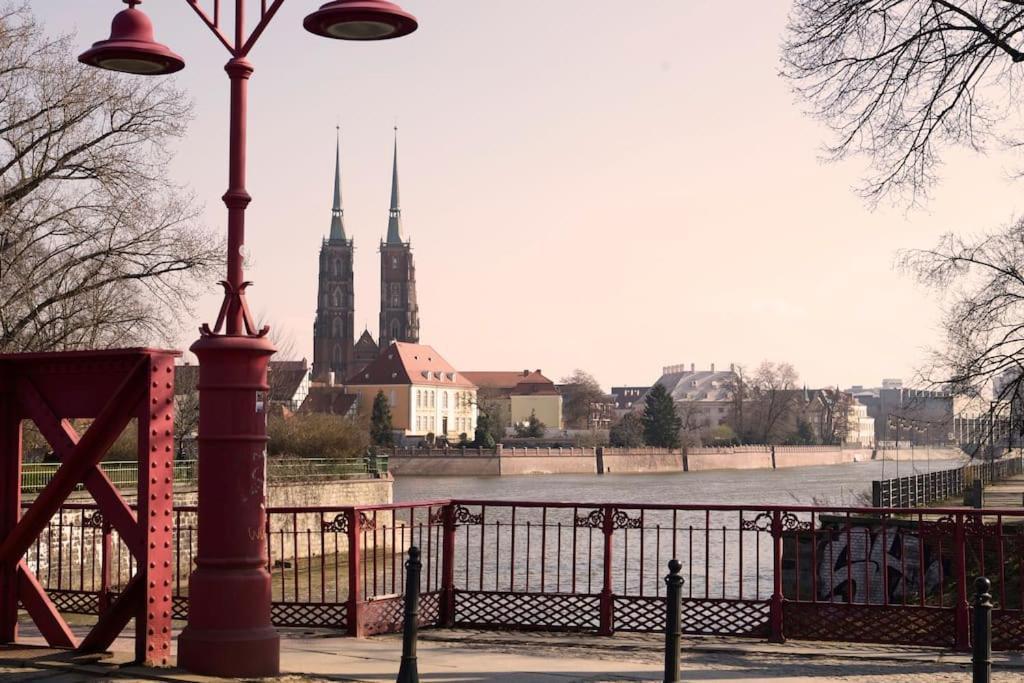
[304,0,418,41]
[79,0,184,75]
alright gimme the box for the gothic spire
[386,126,404,245]
[329,126,346,241]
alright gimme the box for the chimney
[523,370,529,377]
[710,363,715,373]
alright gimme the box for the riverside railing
[872,455,1024,508]
[22,500,1024,651]
[20,455,388,495]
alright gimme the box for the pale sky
[37,1,1024,391]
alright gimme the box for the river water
[393,457,966,506]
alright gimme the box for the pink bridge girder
[0,348,179,666]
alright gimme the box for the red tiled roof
[299,386,357,416]
[462,370,557,396]
[345,342,476,389]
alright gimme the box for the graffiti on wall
[817,526,944,604]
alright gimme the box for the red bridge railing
[20,499,1024,651]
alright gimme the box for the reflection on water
[394,457,966,506]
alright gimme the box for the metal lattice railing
[25,499,1024,650]
[871,455,1024,508]
[21,455,388,495]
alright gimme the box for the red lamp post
[79,0,417,677]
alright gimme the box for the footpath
[3,625,1024,682]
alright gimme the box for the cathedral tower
[379,129,420,348]
[312,129,356,382]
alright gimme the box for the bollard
[973,577,992,683]
[664,559,684,683]
[396,546,422,683]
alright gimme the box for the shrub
[268,413,369,459]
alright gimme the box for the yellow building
[462,370,563,430]
[345,341,477,439]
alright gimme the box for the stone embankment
[387,445,965,477]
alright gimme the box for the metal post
[178,53,278,678]
[347,508,363,637]
[954,514,971,651]
[769,510,785,643]
[397,546,422,683]
[663,559,683,683]
[439,505,456,627]
[973,577,992,683]
[599,505,615,636]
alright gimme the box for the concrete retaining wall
[601,451,683,474]
[686,447,773,471]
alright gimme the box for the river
[393,456,966,506]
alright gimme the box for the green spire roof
[329,127,346,241]
[386,127,404,245]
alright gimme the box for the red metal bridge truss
[0,349,178,666]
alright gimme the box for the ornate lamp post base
[177,333,278,678]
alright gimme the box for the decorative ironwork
[452,505,483,526]
[611,509,642,530]
[83,511,104,529]
[784,602,955,648]
[963,514,999,537]
[429,508,445,526]
[614,597,769,636]
[49,590,100,616]
[454,591,600,630]
[359,511,376,531]
[321,513,348,534]
[920,515,957,536]
[362,592,441,635]
[574,509,604,528]
[272,601,348,629]
[740,512,772,532]
[780,512,813,532]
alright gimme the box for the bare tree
[900,221,1024,420]
[0,5,221,353]
[783,1,1024,205]
[558,369,607,429]
[747,361,801,443]
[816,388,853,446]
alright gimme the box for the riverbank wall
[387,445,966,477]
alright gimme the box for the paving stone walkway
[3,625,1024,681]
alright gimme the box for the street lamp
[79,0,417,678]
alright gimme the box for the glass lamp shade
[79,6,184,75]
[303,0,418,41]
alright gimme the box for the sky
[36,1,1024,391]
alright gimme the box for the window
[392,256,398,270]
[389,390,396,406]
[333,344,341,363]
[430,391,435,408]
[333,289,341,307]
[390,282,401,307]
[332,318,342,337]
[333,258,341,276]
[390,319,400,341]
[442,392,448,409]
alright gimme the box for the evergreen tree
[642,384,682,448]
[370,391,395,446]
[474,412,497,448]
[515,410,546,438]
[610,412,645,447]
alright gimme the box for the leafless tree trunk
[0,5,221,354]
[783,0,1024,205]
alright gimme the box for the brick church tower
[312,130,355,382]
[379,130,420,348]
